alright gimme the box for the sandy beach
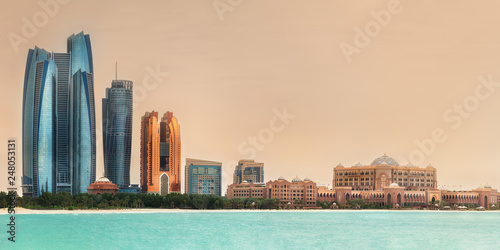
[1,207,499,215]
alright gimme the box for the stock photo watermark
[218,106,297,189]
[6,139,17,243]
[213,0,243,21]
[7,0,71,54]
[339,0,404,64]
[237,106,296,159]
[133,64,170,108]
[399,74,500,166]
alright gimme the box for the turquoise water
[1,211,499,249]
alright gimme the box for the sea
[1,210,499,249]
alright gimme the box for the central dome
[371,154,399,166]
[96,177,111,182]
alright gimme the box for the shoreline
[1,207,499,215]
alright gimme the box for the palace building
[333,154,437,191]
[226,154,499,209]
[325,154,498,208]
[226,177,318,207]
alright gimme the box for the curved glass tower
[22,32,95,197]
[37,60,57,195]
[22,47,50,197]
[102,80,133,188]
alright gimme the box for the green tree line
[0,191,281,210]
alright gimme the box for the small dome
[371,154,399,166]
[292,176,302,182]
[304,177,311,181]
[96,177,111,182]
[278,176,286,181]
[484,184,492,188]
[389,183,399,187]
[354,162,364,167]
[337,162,344,167]
[406,163,414,167]
[427,163,434,167]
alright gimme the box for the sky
[1,0,500,193]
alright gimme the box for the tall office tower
[68,32,96,195]
[233,160,264,184]
[102,80,133,188]
[53,52,71,193]
[185,159,222,196]
[140,111,181,194]
[22,32,96,197]
[160,112,181,192]
[140,111,160,193]
[22,47,50,197]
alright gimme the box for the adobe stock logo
[237,107,296,159]
[133,64,170,109]
[339,0,404,63]
[7,0,71,54]
[399,74,500,166]
[213,0,243,21]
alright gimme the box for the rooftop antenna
[115,62,117,81]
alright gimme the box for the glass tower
[102,80,133,188]
[185,159,222,196]
[22,47,50,197]
[22,32,96,197]
[233,160,264,184]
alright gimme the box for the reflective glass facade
[36,60,57,196]
[53,53,71,192]
[102,80,133,188]
[22,47,50,196]
[22,32,95,197]
[185,159,222,196]
[70,70,94,194]
[233,160,264,184]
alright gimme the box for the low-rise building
[226,182,266,199]
[87,177,119,195]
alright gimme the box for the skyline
[3,1,500,193]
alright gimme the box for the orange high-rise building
[140,111,181,194]
[140,111,161,193]
[160,112,181,192]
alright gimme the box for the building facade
[185,158,222,196]
[22,32,96,197]
[441,185,498,209]
[102,80,133,188]
[226,177,318,207]
[87,177,119,195]
[266,177,318,207]
[140,111,160,193]
[321,155,499,208]
[140,111,181,194]
[160,112,181,192]
[333,154,437,191]
[226,182,266,199]
[233,160,264,184]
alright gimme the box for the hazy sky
[1,0,500,193]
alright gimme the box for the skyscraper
[140,111,160,193]
[22,47,50,197]
[102,80,133,188]
[22,32,96,197]
[140,111,181,194]
[185,158,222,196]
[160,112,181,192]
[233,160,264,184]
